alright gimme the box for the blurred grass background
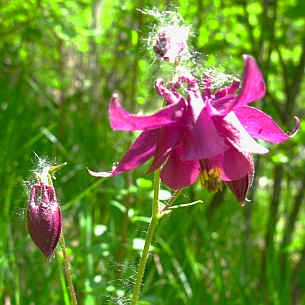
[0,0,305,304]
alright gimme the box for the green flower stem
[60,233,78,305]
[130,169,161,305]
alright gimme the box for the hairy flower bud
[27,182,62,259]
[153,25,189,63]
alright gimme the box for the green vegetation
[0,0,304,304]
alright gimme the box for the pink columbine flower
[27,182,62,258]
[89,55,299,202]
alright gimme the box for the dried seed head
[27,182,62,259]
[153,24,190,63]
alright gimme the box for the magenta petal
[111,130,158,175]
[217,56,266,116]
[226,176,250,203]
[233,55,266,109]
[209,95,237,116]
[209,147,252,181]
[89,130,158,177]
[214,80,240,98]
[155,78,185,105]
[148,126,182,173]
[215,112,269,154]
[226,155,254,203]
[234,106,299,143]
[87,169,112,177]
[181,106,228,161]
[109,93,185,131]
[201,76,213,99]
[161,145,201,189]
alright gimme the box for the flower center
[199,161,223,192]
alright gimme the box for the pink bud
[27,183,62,259]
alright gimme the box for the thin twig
[168,200,202,209]
[160,189,182,214]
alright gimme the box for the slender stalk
[57,255,70,305]
[60,233,78,305]
[130,169,161,305]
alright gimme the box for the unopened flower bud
[27,182,62,258]
[153,24,189,63]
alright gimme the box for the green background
[0,0,305,304]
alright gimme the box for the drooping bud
[153,24,189,63]
[27,182,62,259]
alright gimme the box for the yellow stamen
[202,169,208,181]
[199,166,223,193]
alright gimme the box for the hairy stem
[130,169,161,305]
[60,233,78,305]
